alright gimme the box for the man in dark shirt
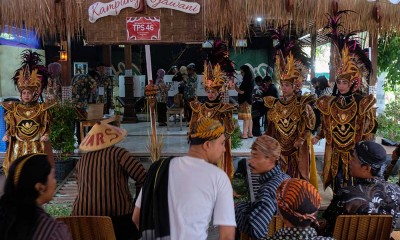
[323,141,400,236]
[235,135,290,239]
[262,75,279,130]
[72,122,147,240]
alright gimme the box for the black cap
[355,141,387,169]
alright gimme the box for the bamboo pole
[144,45,158,159]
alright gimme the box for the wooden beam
[123,45,138,123]
[310,25,317,79]
[369,32,378,87]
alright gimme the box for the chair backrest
[173,93,183,108]
[333,215,393,240]
[57,216,116,240]
[240,215,285,240]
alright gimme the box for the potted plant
[49,101,78,181]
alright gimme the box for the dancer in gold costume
[264,28,316,181]
[190,41,236,180]
[1,50,54,175]
[189,62,236,180]
[312,10,377,192]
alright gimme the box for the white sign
[88,0,200,23]
[146,0,200,14]
[88,0,141,23]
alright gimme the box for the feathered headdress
[324,9,372,93]
[203,61,225,90]
[12,50,48,101]
[270,26,310,86]
[203,40,235,90]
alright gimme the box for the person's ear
[362,164,372,173]
[35,182,47,194]
[203,141,211,151]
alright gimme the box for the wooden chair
[333,215,393,240]
[240,215,285,240]
[57,216,116,240]
[166,108,184,131]
[391,231,400,240]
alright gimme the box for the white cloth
[136,156,236,240]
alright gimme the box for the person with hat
[269,178,334,240]
[264,27,316,182]
[72,122,147,240]
[323,141,400,236]
[235,135,290,239]
[189,61,236,181]
[183,63,198,123]
[0,153,72,239]
[133,118,236,240]
[312,10,377,193]
[1,50,55,175]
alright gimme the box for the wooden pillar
[310,26,317,79]
[123,45,138,123]
[102,45,112,66]
[369,32,378,87]
[60,35,72,86]
[329,0,339,83]
[329,43,336,83]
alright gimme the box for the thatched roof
[0,0,398,42]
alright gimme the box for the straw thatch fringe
[1,0,400,42]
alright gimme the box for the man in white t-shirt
[133,118,236,240]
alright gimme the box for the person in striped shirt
[72,122,146,240]
[0,153,72,240]
[235,135,290,239]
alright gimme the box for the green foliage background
[378,34,400,92]
[377,98,400,142]
[50,102,78,160]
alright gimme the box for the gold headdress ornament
[325,9,371,93]
[271,26,310,86]
[17,65,42,92]
[203,61,226,90]
[277,52,309,85]
[189,118,225,142]
[336,44,364,91]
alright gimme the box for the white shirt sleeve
[135,189,143,208]
[212,174,237,227]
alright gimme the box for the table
[79,115,120,141]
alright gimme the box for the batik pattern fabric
[1,101,54,175]
[268,227,334,240]
[264,94,315,180]
[71,74,97,110]
[190,100,235,180]
[323,177,400,236]
[157,82,170,103]
[235,166,290,239]
[316,93,377,191]
[183,74,198,100]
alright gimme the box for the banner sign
[126,17,161,40]
[146,0,200,14]
[88,0,141,23]
[89,0,200,23]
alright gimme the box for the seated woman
[268,178,334,240]
[0,153,72,240]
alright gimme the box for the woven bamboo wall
[84,0,205,45]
